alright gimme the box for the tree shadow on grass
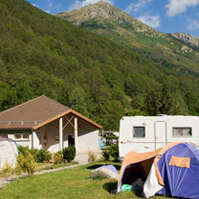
[103,181,144,197]
[87,164,121,170]
[133,189,144,198]
[103,181,117,194]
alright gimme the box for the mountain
[170,32,199,49]
[57,1,199,75]
[1,0,199,130]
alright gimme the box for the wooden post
[59,117,63,151]
[74,117,78,153]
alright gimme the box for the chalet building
[0,95,102,160]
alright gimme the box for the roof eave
[33,110,102,130]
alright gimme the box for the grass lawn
[0,161,78,179]
[0,163,170,199]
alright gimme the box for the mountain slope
[1,0,199,130]
[170,32,199,49]
[57,1,199,75]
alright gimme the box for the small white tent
[0,137,18,170]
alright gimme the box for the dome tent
[0,137,18,170]
[117,142,199,198]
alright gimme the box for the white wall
[39,116,100,155]
[119,116,199,157]
[7,133,31,148]
[0,115,101,158]
[78,118,100,154]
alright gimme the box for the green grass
[0,161,78,178]
[0,163,170,199]
[35,161,78,172]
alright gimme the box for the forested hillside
[0,0,199,130]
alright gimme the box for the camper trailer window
[173,128,192,137]
[133,127,145,137]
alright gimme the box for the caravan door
[154,121,167,150]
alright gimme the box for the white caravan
[119,115,199,158]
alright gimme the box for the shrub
[29,148,39,160]
[54,151,64,164]
[34,149,52,163]
[18,146,52,163]
[62,146,76,162]
[109,144,119,162]
[102,148,110,161]
[88,151,97,163]
[17,150,36,175]
[1,160,13,174]
[17,145,30,156]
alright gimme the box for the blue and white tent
[0,137,18,169]
[118,142,199,198]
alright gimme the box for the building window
[0,134,8,138]
[22,133,29,139]
[14,133,21,139]
[55,135,59,142]
[133,127,145,138]
[173,128,192,137]
[14,133,29,140]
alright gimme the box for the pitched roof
[0,95,102,130]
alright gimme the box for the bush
[17,145,30,156]
[29,148,39,161]
[109,144,119,162]
[34,149,52,163]
[17,150,36,175]
[1,160,13,174]
[18,146,52,163]
[88,151,97,163]
[54,151,64,164]
[102,148,110,161]
[62,146,76,162]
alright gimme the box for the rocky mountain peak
[170,32,199,48]
[57,1,159,35]
[59,0,132,24]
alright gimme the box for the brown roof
[0,95,102,130]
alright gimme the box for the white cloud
[44,9,50,13]
[187,18,199,30]
[68,0,82,11]
[166,0,199,17]
[82,0,113,6]
[43,0,63,14]
[68,0,114,11]
[137,14,160,28]
[125,0,152,13]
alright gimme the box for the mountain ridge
[170,32,199,49]
[57,1,199,75]
[58,1,163,37]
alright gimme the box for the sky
[26,0,199,37]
